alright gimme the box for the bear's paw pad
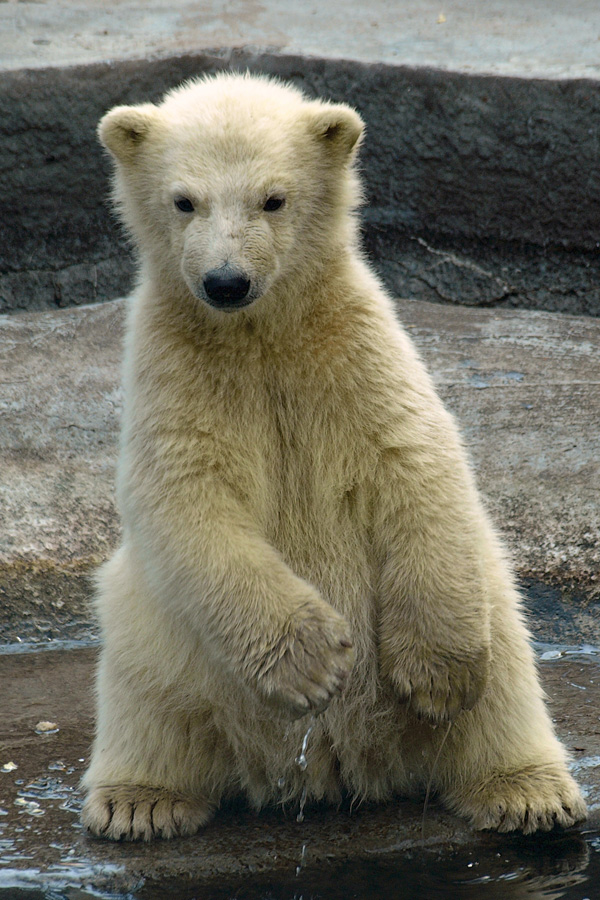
[82,785,213,841]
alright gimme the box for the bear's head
[99,73,364,314]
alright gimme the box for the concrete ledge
[1,2,600,315]
[4,0,600,78]
[1,297,598,643]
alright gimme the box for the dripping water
[295,716,315,822]
[286,715,316,876]
[295,842,307,877]
[296,785,308,823]
[294,717,315,772]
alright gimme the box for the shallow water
[151,836,600,899]
[1,641,600,900]
[2,832,600,899]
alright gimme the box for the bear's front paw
[82,785,213,841]
[388,644,490,724]
[256,607,355,719]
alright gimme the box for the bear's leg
[82,648,219,840]
[82,550,223,841]
[375,484,492,723]
[431,585,586,833]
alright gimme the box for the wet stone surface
[1,644,600,898]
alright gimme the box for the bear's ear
[98,104,161,162]
[304,102,364,160]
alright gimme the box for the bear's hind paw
[82,785,213,841]
[449,765,587,835]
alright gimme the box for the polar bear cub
[82,73,586,840]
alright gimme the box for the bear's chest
[258,367,376,584]
[174,335,377,601]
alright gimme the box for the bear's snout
[202,267,252,310]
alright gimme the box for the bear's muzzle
[202,266,252,310]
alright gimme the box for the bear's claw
[257,609,355,718]
[82,785,213,841]
[447,764,587,834]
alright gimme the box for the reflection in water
[130,833,596,900]
[0,827,598,899]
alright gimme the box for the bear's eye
[263,196,285,212]
[174,196,194,213]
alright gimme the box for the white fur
[82,73,586,840]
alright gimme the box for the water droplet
[296,842,307,876]
[277,776,286,789]
[540,649,563,660]
[295,718,315,772]
[1,762,18,773]
[296,785,308,823]
[14,798,45,817]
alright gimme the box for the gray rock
[1,297,598,639]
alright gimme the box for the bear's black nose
[203,268,252,309]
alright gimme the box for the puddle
[0,862,136,899]
[0,637,100,656]
[1,642,600,899]
[464,370,526,390]
[535,642,600,661]
[15,774,83,815]
[152,838,600,899]
[2,835,600,899]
